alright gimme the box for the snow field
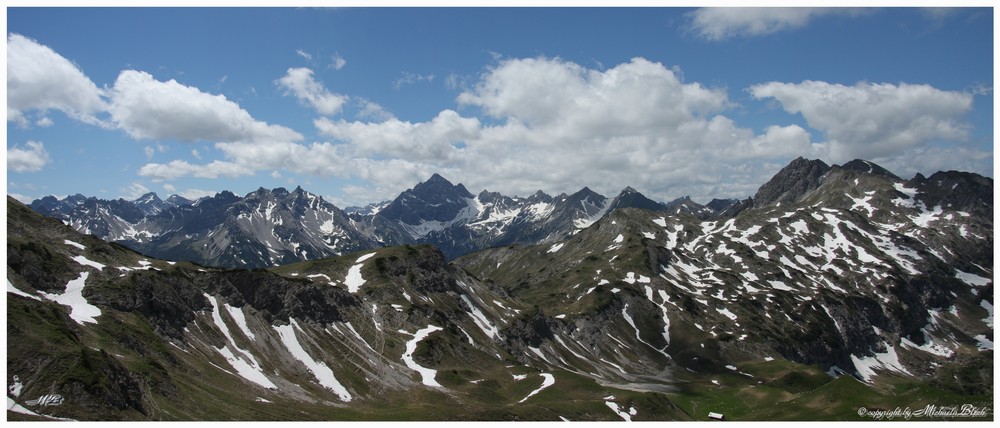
[40,272,101,325]
[460,295,500,339]
[850,341,911,382]
[63,239,86,250]
[401,325,444,387]
[604,400,637,421]
[7,279,41,301]
[517,373,555,403]
[955,270,991,287]
[73,255,106,271]
[205,294,276,389]
[274,319,352,401]
[344,252,376,293]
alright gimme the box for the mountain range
[29,172,737,268]
[8,157,994,421]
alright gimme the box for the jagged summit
[753,157,831,208]
[910,170,994,217]
[7,162,994,420]
[378,174,476,226]
[27,157,992,268]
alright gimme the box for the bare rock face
[378,173,476,226]
[753,157,831,208]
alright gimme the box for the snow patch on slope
[8,279,41,301]
[40,272,101,325]
[274,319,352,401]
[401,325,444,387]
[344,252,376,293]
[851,342,911,382]
[517,373,555,403]
[205,294,275,389]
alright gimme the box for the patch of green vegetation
[668,358,994,421]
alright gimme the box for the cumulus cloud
[138,159,252,180]
[749,80,973,162]
[7,141,52,173]
[129,55,983,207]
[311,56,819,203]
[109,70,303,144]
[355,98,396,122]
[7,33,106,125]
[275,67,349,116]
[316,109,480,161]
[35,117,54,127]
[688,8,867,40]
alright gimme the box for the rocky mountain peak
[378,174,476,226]
[526,190,554,204]
[910,170,994,217]
[134,192,162,204]
[165,194,193,206]
[839,159,900,180]
[753,157,831,208]
[609,187,665,212]
[706,198,739,212]
[566,186,604,204]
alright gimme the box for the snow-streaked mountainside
[31,172,722,267]
[5,155,993,421]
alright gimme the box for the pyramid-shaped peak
[753,157,831,208]
[610,187,664,212]
[839,159,900,180]
[426,173,452,184]
[569,186,603,199]
[134,192,162,203]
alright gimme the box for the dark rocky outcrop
[753,157,831,208]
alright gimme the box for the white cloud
[35,117,54,127]
[355,98,395,122]
[8,141,52,173]
[191,148,202,159]
[749,80,974,162]
[393,72,435,89]
[7,33,106,125]
[133,55,985,207]
[138,159,252,180]
[877,145,992,181]
[458,57,728,135]
[330,53,347,70]
[109,70,303,144]
[688,8,867,40]
[144,146,155,160]
[312,56,821,203]
[9,193,33,204]
[121,182,151,200]
[296,49,313,61]
[160,183,216,201]
[316,109,480,161]
[276,67,349,116]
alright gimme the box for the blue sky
[5,6,995,207]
